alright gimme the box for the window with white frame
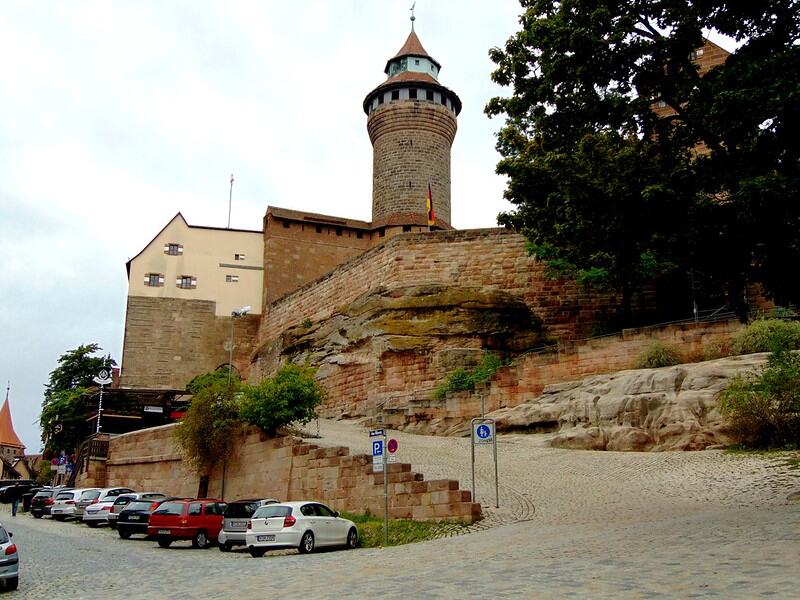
[164,243,183,256]
[225,275,239,283]
[234,253,245,261]
[177,275,196,289]
[144,273,164,287]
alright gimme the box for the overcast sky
[0,1,526,452]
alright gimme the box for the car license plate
[157,529,170,535]
[128,515,140,520]
[256,535,275,542]
[232,521,246,527]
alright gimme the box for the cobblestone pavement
[5,422,799,599]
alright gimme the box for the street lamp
[228,305,251,385]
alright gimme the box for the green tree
[239,364,325,436]
[487,1,800,320]
[39,343,116,453]
[174,376,243,474]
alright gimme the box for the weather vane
[410,2,416,31]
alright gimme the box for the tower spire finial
[410,2,416,32]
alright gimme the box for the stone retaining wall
[94,424,480,523]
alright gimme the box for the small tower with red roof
[363,17,461,229]
[0,385,25,463]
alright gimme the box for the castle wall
[120,296,259,389]
[263,214,372,305]
[100,424,480,522]
[256,228,624,351]
[368,101,456,225]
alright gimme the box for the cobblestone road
[5,422,800,599]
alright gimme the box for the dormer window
[409,89,417,99]
[391,90,399,100]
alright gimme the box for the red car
[147,499,226,549]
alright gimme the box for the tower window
[409,88,417,99]
[379,228,386,238]
[315,225,323,233]
[378,94,384,105]
[426,90,434,101]
[336,228,343,236]
[356,231,363,239]
[391,90,399,100]
[402,225,412,232]
[282,220,290,228]
[415,59,420,65]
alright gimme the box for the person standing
[10,484,20,517]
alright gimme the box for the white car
[0,522,18,591]
[51,488,98,521]
[245,501,358,557]
[80,488,138,527]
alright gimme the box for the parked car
[51,488,96,521]
[108,492,167,529]
[245,501,358,557]
[76,487,134,520]
[30,488,68,518]
[117,497,176,540]
[0,522,18,591]
[148,499,226,549]
[218,498,279,552]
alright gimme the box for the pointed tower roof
[384,31,441,74]
[0,398,25,450]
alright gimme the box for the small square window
[356,231,363,239]
[177,275,195,289]
[426,90,434,101]
[145,273,164,287]
[165,243,182,256]
[409,88,417,99]
[414,59,420,65]
[225,275,239,283]
[402,225,412,232]
[282,220,290,229]
[657,100,667,108]
[235,253,246,261]
[336,228,343,236]
[391,90,399,100]
[379,228,386,238]
[315,225,323,234]
[378,94,384,105]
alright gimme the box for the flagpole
[227,174,234,229]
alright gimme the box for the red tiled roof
[0,399,25,450]
[385,31,441,73]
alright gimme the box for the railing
[64,432,110,488]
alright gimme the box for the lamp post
[228,305,252,385]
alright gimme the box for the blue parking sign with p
[372,440,384,456]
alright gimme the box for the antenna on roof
[4,381,8,402]
[410,2,416,31]
[227,174,234,229]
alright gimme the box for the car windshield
[224,502,260,518]
[34,491,53,498]
[114,496,135,505]
[153,502,184,516]
[125,500,156,512]
[0,528,8,544]
[80,490,101,501]
[55,492,74,501]
[253,505,292,519]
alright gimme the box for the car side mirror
[8,532,12,538]
[333,511,339,518]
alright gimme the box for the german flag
[426,184,435,226]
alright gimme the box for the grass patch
[342,512,470,547]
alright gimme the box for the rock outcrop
[488,353,769,451]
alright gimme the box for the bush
[433,353,503,400]
[174,377,242,473]
[239,364,325,436]
[719,349,800,449]
[732,319,800,355]
[634,342,682,369]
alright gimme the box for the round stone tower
[363,26,461,229]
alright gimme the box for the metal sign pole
[493,424,499,508]
[96,383,104,433]
[383,433,389,546]
[470,418,477,503]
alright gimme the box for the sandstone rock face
[489,353,769,451]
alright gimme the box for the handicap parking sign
[372,439,384,456]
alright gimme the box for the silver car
[0,522,18,591]
[218,498,279,552]
[51,488,97,521]
[75,487,134,518]
[108,492,167,528]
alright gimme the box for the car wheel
[54,515,65,522]
[346,527,358,549]
[298,531,315,554]
[87,521,99,528]
[249,546,266,558]
[5,576,18,591]
[109,521,117,530]
[33,513,42,519]
[118,527,132,540]
[192,530,209,549]
[219,542,232,552]
[157,536,172,548]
